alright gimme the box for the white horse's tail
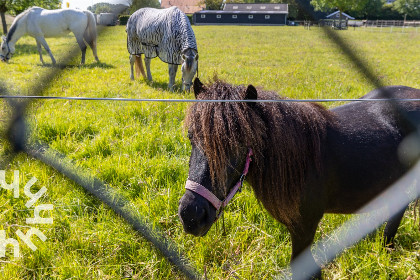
[83,10,99,61]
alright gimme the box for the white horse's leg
[144,57,153,81]
[36,36,56,65]
[75,35,87,65]
[86,39,99,62]
[168,64,178,91]
[35,39,45,65]
[129,54,135,80]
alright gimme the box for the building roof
[326,11,355,20]
[223,3,288,12]
[161,0,204,14]
[195,10,288,15]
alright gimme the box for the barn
[326,11,355,20]
[193,3,288,25]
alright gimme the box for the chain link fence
[0,2,419,279]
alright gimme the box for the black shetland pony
[178,78,420,279]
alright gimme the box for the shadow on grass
[40,61,115,69]
[10,44,114,69]
[134,78,191,94]
[13,44,39,56]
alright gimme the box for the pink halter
[185,149,253,218]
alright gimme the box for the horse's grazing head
[180,50,198,91]
[0,36,13,62]
[178,78,265,236]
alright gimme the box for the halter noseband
[185,148,253,218]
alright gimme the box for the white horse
[1,7,99,65]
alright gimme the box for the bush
[119,15,130,25]
[186,14,193,25]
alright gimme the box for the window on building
[216,15,221,19]
[232,15,237,19]
[247,6,252,9]
[260,6,266,9]
[233,6,238,9]
[201,14,206,18]
[274,6,280,9]
[265,15,270,19]
[248,15,253,19]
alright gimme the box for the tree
[0,0,60,34]
[198,0,223,10]
[0,1,8,34]
[88,3,113,14]
[310,0,368,28]
[392,0,420,20]
[348,0,385,19]
[87,3,129,14]
[127,0,160,13]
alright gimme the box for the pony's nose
[178,191,213,236]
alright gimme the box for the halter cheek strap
[1,41,12,61]
[185,148,253,218]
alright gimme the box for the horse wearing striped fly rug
[0,7,99,65]
[126,7,198,91]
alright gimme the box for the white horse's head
[1,36,14,62]
[181,50,199,91]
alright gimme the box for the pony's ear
[193,78,205,98]
[245,85,258,102]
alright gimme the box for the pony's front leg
[35,39,45,64]
[144,57,153,81]
[289,217,323,280]
[37,36,56,65]
[168,64,178,91]
[383,205,407,248]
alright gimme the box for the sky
[61,0,130,10]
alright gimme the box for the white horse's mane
[6,7,34,41]
[11,7,34,23]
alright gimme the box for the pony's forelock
[185,79,267,197]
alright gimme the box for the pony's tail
[135,54,146,78]
[83,10,99,62]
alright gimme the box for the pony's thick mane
[185,80,336,225]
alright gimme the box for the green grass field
[0,25,419,279]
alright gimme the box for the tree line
[87,1,160,15]
[1,0,419,35]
